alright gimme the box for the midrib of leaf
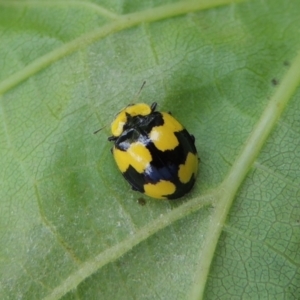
[0,0,243,96]
[189,51,300,300]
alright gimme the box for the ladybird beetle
[108,102,199,200]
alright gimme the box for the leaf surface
[0,0,299,299]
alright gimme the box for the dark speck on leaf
[138,198,146,206]
[271,78,279,86]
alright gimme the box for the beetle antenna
[131,81,146,103]
[93,123,108,134]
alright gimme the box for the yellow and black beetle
[107,102,199,200]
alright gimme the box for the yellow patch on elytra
[161,112,183,131]
[150,112,184,151]
[178,152,198,183]
[114,142,152,173]
[144,180,176,199]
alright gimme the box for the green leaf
[0,0,299,299]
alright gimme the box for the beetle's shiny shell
[108,103,198,200]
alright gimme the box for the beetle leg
[108,136,117,142]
